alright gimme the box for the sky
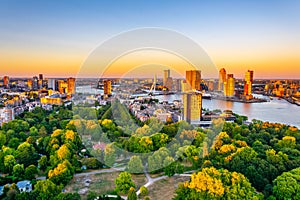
[0,0,299,79]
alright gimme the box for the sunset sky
[0,0,299,79]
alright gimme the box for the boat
[202,93,212,100]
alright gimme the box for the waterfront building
[244,70,254,96]
[104,80,112,95]
[218,68,226,91]
[186,70,201,91]
[224,74,235,97]
[67,77,76,94]
[183,91,202,124]
[163,69,170,86]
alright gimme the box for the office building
[3,76,9,87]
[104,80,112,95]
[224,74,235,97]
[27,79,33,90]
[39,74,43,80]
[186,70,201,91]
[183,91,202,124]
[218,68,226,91]
[57,80,68,94]
[67,77,76,94]
[33,76,39,90]
[0,108,15,126]
[163,69,170,86]
[48,78,56,90]
[244,70,254,96]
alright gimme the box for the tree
[4,155,16,173]
[115,172,136,194]
[127,156,144,174]
[104,143,116,167]
[0,132,6,147]
[25,165,38,180]
[54,192,81,200]
[48,160,74,185]
[12,164,24,179]
[4,183,20,200]
[57,144,71,161]
[272,167,300,199]
[38,155,48,171]
[81,157,100,169]
[148,147,170,173]
[34,179,62,200]
[127,187,137,200]
[16,142,37,167]
[174,167,262,200]
[140,186,148,196]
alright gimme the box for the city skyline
[1,1,300,79]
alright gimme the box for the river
[76,86,300,128]
[155,94,300,128]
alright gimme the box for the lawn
[65,171,147,199]
[144,176,190,200]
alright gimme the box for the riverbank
[212,96,268,103]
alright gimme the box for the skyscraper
[67,77,76,94]
[33,76,39,90]
[163,69,170,86]
[27,79,33,90]
[39,74,43,80]
[163,69,172,91]
[218,68,226,91]
[244,70,254,96]
[224,74,235,97]
[57,80,67,94]
[48,78,56,90]
[183,91,202,124]
[3,76,9,87]
[104,80,112,95]
[186,70,201,91]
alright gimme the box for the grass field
[65,172,147,199]
[144,176,190,200]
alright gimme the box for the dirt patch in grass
[132,174,147,188]
[65,172,119,199]
[144,176,190,200]
[65,171,147,199]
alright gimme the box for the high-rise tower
[186,70,201,91]
[244,70,254,96]
[218,68,226,91]
[104,80,112,95]
[183,91,202,124]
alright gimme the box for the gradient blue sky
[0,0,299,78]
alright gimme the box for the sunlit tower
[67,77,76,94]
[183,91,202,124]
[103,80,112,95]
[224,74,235,97]
[218,68,226,91]
[186,70,201,91]
[3,76,9,88]
[244,70,254,96]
